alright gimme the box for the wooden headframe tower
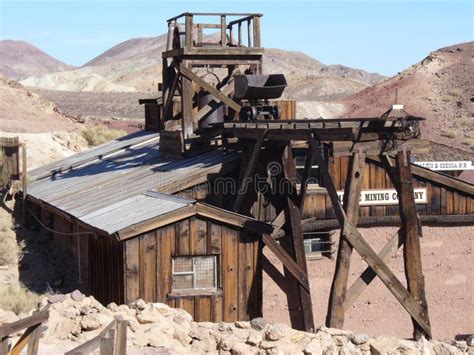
[154,12,432,338]
[159,12,264,157]
[221,119,432,338]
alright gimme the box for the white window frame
[171,255,218,291]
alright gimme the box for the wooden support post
[115,319,127,355]
[180,62,195,140]
[253,16,261,47]
[232,130,267,212]
[238,22,242,46]
[280,145,315,332]
[327,150,365,329]
[247,19,252,47]
[185,14,193,50]
[396,150,431,340]
[221,15,227,46]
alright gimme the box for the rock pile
[1,291,472,354]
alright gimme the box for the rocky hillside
[1,291,471,354]
[339,41,473,151]
[0,75,77,133]
[0,40,75,80]
[19,36,385,98]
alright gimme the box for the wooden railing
[65,317,127,355]
[165,13,262,50]
[0,306,49,355]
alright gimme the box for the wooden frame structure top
[163,12,264,56]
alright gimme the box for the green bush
[81,125,126,146]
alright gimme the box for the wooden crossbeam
[194,83,234,123]
[179,64,242,112]
[311,137,431,338]
[327,150,365,329]
[344,228,405,311]
[232,130,267,212]
[262,234,310,292]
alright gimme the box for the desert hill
[339,41,473,151]
[19,35,385,97]
[0,40,75,80]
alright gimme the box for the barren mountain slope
[21,36,385,97]
[0,75,77,133]
[0,40,75,80]
[340,41,473,151]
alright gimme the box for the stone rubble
[0,291,471,354]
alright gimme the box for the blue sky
[0,0,472,76]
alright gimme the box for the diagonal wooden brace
[179,64,242,113]
[343,228,405,311]
[262,234,310,292]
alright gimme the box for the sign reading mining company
[336,188,428,206]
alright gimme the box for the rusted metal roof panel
[27,132,240,227]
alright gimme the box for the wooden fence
[0,306,49,355]
[65,317,127,355]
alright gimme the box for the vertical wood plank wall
[122,216,262,322]
[299,157,473,221]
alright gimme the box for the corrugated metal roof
[81,192,194,234]
[27,131,240,231]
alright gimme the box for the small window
[295,150,320,187]
[172,256,217,291]
[304,232,334,259]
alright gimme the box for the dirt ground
[262,226,473,342]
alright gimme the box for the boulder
[133,299,147,311]
[232,342,256,355]
[350,333,370,345]
[48,294,66,304]
[250,317,267,331]
[247,330,263,346]
[266,323,291,341]
[70,290,85,302]
[80,314,101,331]
[369,335,402,355]
[235,321,251,329]
[304,340,323,355]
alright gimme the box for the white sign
[413,161,473,171]
[336,188,427,206]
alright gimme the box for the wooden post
[221,15,227,46]
[115,319,127,355]
[180,61,195,140]
[253,16,261,47]
[185,14,193,50]
[396,150,431,340]
[280,145,315,332]
[327,151,365,328]
[238,22,242,46]
[247,19,252,47]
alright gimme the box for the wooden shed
[25,131,269,322]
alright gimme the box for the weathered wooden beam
[179,64,242,113]
[343,222,432,338]
[280,145,315,332]
[261,234,310,292]
[396,150,432,340]
[180,62,195,140]
[232,130,267,212]
[343,228,405,311]
[327,150,365,329]
[270,144,314,239]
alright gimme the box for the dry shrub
[0,284,39,314]
[81,125,126,146]
[440,128,456,139]
[0,151,11,190]
[0,234,23,266]
[461,138,474,149]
